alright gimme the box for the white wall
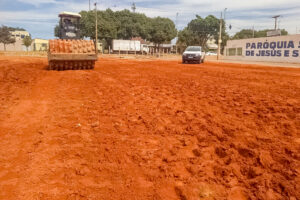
[225,34,300,63]
[0,40,32,51]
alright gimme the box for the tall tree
[114,10,152,40]
[54,9,177,49]
[149,17,177,45]
[0,26,16,51]
[23,35,33,51]
[177,15,224,51]
[79,9,118,47]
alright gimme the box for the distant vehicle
[112,40,149,54]
[206,51,217,56]
[182,46,205,64]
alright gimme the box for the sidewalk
[206,56,300,68]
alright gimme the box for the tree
[177,15,224,51]
[23,35,33,51]
[232,29,289,39]
[7,27,25,31]
[232,29,254,40]
[148,17,177,46]
[79,9,118,47]
[54,24,60,38]
[0,26,16,51]
[54,9,176,49]
[114,10,152,40]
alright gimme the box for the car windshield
[186,47,201,51]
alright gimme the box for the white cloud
[1,0,300,38]
[17,0,62,6]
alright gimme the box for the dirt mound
[0,56,299,199]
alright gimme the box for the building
[0,40,28,51]
[206,37,218,52]
[32,39,48,51]
[224,34,300,63]
[97,42,103,53]
[10,30,30,40]
[0,30,32,51]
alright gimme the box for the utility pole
[217,12,222,60]
[89,0,90,11]
[95,2,98,55]
[176,12,179,54]
[252,26,255,38]
[272,15,280,30]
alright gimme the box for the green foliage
[232,29,289,39]
[178,15,226,51]
[54,9,176,48]
[149,17,177,45]
[0,26,16,51]
[54,25,60,38]
[6,26,25,31]
[231,29,254,40]
[23,35,33,51]
[114,9,152,40]
[80,9,118,45]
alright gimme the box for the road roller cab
[57,12,81,40]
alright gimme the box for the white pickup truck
[182,46,205,64]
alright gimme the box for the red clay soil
[0,56,299,200]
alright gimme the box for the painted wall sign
[245,40,300,58]
[225,35,300,63]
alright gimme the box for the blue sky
[0,0,300,39]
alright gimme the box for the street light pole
[272,15,280,30]
[176,12,179,54]
[217,8,227,60]
[95,2,98,55]
[217,12,223,60]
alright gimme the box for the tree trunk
[4,44,6,51]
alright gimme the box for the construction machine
[48,12,97,70]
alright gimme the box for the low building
[224,34,300,63]
[0,30,32,51]
[10,30,30,40]
[32,39,48,51]
[96,42,103,53]
[0,40,28,51]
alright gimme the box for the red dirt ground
[0,56,299,200]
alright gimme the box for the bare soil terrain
[0,56,299,200]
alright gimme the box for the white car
[182,46,205,64]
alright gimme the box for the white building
[10,30,30,40]
[224,34,300,63]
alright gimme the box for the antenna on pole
[131,2,136,13]
[89,0,91,11]
[272,15,280,30]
